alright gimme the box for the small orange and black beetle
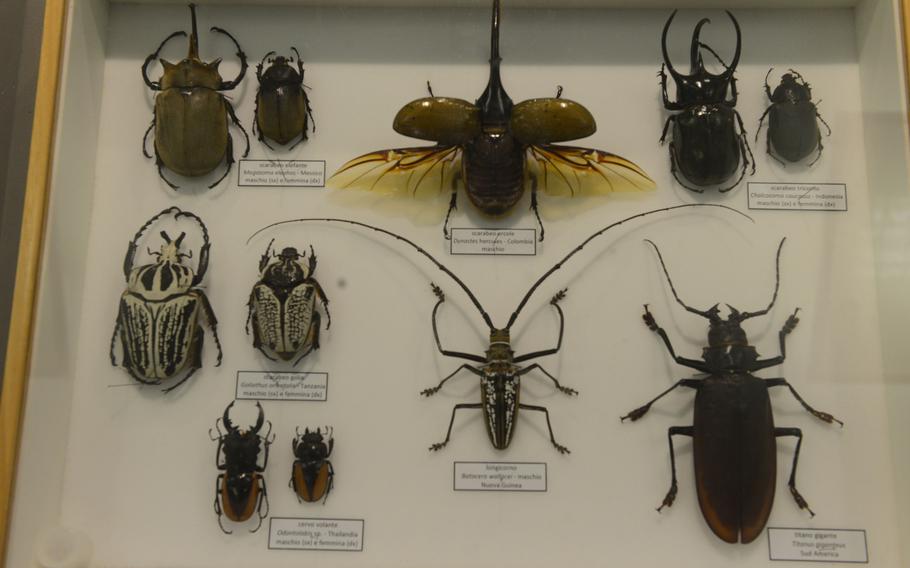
[290,426,334,503]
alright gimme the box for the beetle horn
[690,18,711,72]
[644,239,719,320]
[188,3,200,60]
[251,402,265,434]
[740,238,786,320]
[661,10,682,80]
[222,401,236,433]
[160,231,171,243]
[174,232,186,248]
[721,11,742,78]
[475,0,513,126]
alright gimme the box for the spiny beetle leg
[420,364,483,397]
[776,427,816,516]
[765,378,843,426]
[783,307,800,334]
[519,403,569,454]
[621,379,700,422]
[517,363,577,396]
[513,290,567,363]
[658,426,693,512]
[642,305,710,372]
[429,403,482,451]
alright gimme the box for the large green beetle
[330,0,655,241]
[142,4,249,189]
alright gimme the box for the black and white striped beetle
[247,204,749,452]
[246,240,331,364]
[110,207,222,392]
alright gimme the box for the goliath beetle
[621,239,842,543]
[659,10,755,193]
[246,240,331,364]
[110,207,222,392]
[248,204,748,452]
[330,0,655,241]
[254,47,315,149]
[141,4,250,189]
[290,426,335,503]
[756,68,831,165]
[209,401,274,533]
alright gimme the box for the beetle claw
[420,387,440,397]
[429,442,447,451]
[657,482,678,512]
[620,405,650,422]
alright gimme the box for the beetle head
[155,231,190,264]
[157,5,223,89]
[261,244,308,285]
[222,401,265,436]
[772,70,812,104]
[661,10,741,104]
[295,426,332,460]
[475,0,513,129]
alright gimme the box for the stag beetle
[255,48,315,149]
[246,240,331,364]
[290,426,335,503]
[210,401,274,533]
[330,0,654,241]
[621,239,842,543]
[756,69,831,165]
[142,4,250,188]
[247,203,748,452]
[659,10,754,193]
[110,207,222,392]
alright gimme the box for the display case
[2,0,910,566]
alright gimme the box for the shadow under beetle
[290,426,335,503]
[659,10,755,193]
[330,0,654,241]
[246,240,331,364]
[209,401,274,534]
[142,3,250,189]
[621,239,842,544]
[110,206,222,392]
[254,47,315,149]
[248,203,749,453]
[756,69,831,165]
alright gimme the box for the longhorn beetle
[621,239,842,543]
[248,204,750,452]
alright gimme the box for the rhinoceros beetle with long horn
[254,47,315,149]
[141,4,250,189]
[659,10,754,193]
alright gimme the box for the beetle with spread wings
[329,0,656,241]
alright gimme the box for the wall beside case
[3,0,910,566]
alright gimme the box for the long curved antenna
[247,219,495,331]
[661,10,682,81]
[643,239,717,319]
[739,237,786,320]
[505,204,750,329]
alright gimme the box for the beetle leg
[657,426,693,512]
[142,111,156,159]
[728,75,740,106]
[513,289,566,363]
[620,379,700,422]
[529,175,545,242]
[156,158,179,190]
[775,427,816,516]
[659,115,674,145]
[211,26,248,90]
[429,403,483,451]
[755,106,771,143]
[421,364,483,397]
[517,364,577,396]
[518,404,569,454]
[442,172,460,240]
[110,318,121,366]
[816,107,832,136]
[141,30,185,90]
[659,65,685,111]
[214,474,232,534]
[429,284,486,364]
[311,279,332,329]
[226,101,251,158]
[752,308,799,370]
[251,476,268,533]
[323,461,335,504]
[196,290,223,367]
[765,379,843,426]
[642,305,710,372]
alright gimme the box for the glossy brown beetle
[209,401,274,534]
[622,239,842,543]
[290,427,334,503]
[142,4,250,188]
[756,68,831,165]
[330,0,654,241]
[254,48,315,149]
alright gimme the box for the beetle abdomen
[672,105,740,186]
[769,103,819,162]
[292,461,331,502]
[257,85,307,145]
[694,374,776,543]
[119,292,201,379]
[252,283,316,360]
[481,373,520,449]
[155,88,229,177]
[463,133,525,215]
[222,472,260,522]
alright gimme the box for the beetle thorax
[158,241,182,264]
[224,431,262,470]
[773,75,810,104]
[262,61,300,86]
[674,74,732,105]
[263,252,307,287]
[160,59,223,90]
[486,329,514,362]
[702,314,759,370]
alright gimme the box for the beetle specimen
[254,48,315,149]
[210,401,274,533]
[621,239,842,543]
[110,206,222,392]
[329,0,655,241]
[249,203,748,452]
[246,240,331,364]
[142,4,250,188]
[756,69,831,165]
[290,426,335,503]
[660,10,755,193]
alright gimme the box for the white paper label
[768,528,868,563]
[238,159,325,187]
[748,182,847,211]
[449,228,537,256]
[454,462,547,491]
[235,371,328,401]
[268,518,364,551]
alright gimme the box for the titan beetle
[210,401,274,533]
[290,426,335,503]
[246,240,331,364]
[330,0,655,241]
[621,239,842,544]
[110,207,222,392]
[247,204,748,452]
[756,69,831,165]
[141,4,250,189]
[659,10,754,193]
[254,48,315,149]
